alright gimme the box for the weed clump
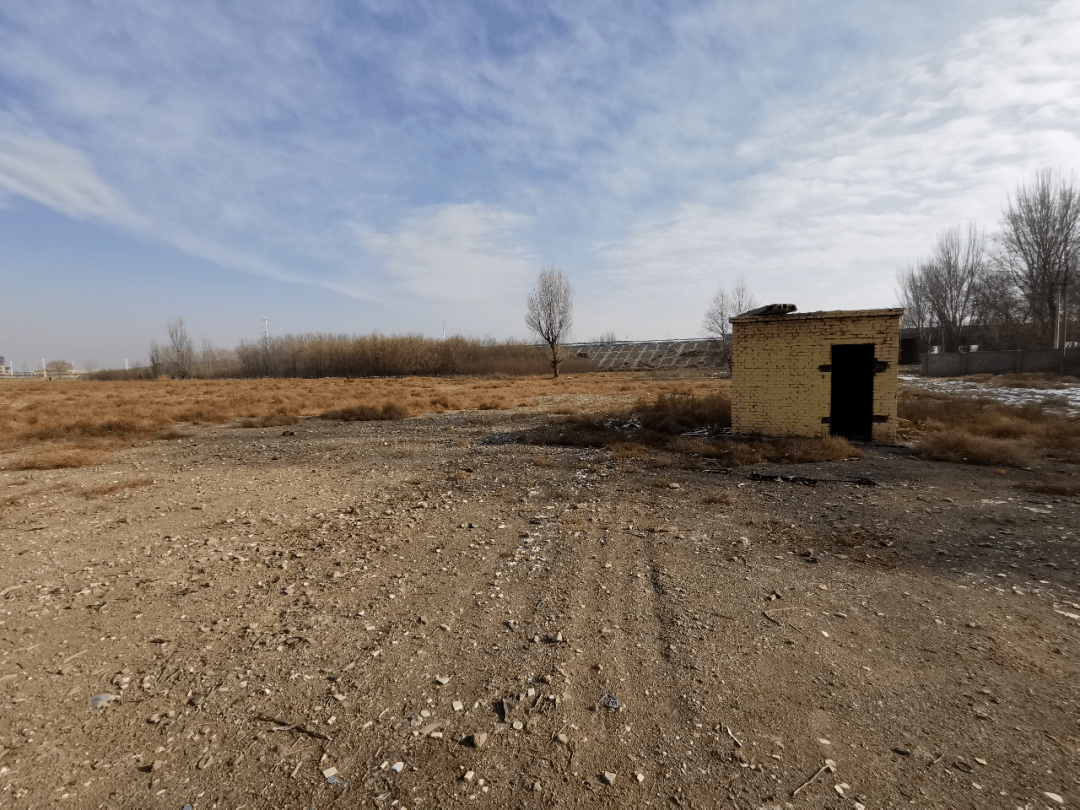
[239,414,300,428]
[912,432,1036,466]
[634,391,732,432]
[319,403,407,422]
[6,446,114,470]
[900,389,1080,466]
[521,390,860,467]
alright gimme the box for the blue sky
[1,0,1078,370]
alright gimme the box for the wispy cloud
[355,203,535,304]
[590,0,1080,329]
[0,127,135,224]
[0,0,1076,350]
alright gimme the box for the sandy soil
[1,397,1078,809]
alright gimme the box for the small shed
[730,306,904,442]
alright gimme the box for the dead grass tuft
[319,403,407,422]
[767,436,863,463]
[913,432,1037,466]
[520,389,859,468]
[701,491,732,505]
[1014,480,1080,497]
[634,391,732,432]
[610,441,650,461]
[900,389,1080,466]
[156,428,193,440]
[239,414,300,428]
[5,446,115,470]
[80,476,155,498]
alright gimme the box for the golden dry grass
[9,446,115,470]
[0,374,726,469]
[900,389,1080,466]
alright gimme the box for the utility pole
[1056,284,1062,350]
[1061,280,1069,373]
[264,316,269,341]
[442,321,446,341]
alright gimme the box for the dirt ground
[1,393,1078,809]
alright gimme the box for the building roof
[731,307,904,323]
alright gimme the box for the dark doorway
[830,344,875,440]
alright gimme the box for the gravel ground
[1,398,1078,809]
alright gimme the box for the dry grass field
[5,373,1080,472]
[899,387,1080,467]
[0,374,722,471]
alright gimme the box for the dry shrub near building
[900,389,1080,465]
[524,389,860,465]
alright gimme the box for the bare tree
[167,318,195,379]
[920,224,986,352]
[525,267,574,378]
[702,277,758,370]
[896,262,931,355]
[969,264,1029,350]
[995,168,1080,347]
[148,340,164,378]
[44,360,73,380]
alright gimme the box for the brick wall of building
[731,309,903,442]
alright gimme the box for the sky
[1,0,1079,370]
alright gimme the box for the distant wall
[922,349,1080,377]
[567,339,728,370]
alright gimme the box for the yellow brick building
[730,307,903,442]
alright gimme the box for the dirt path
[1,404,1078,808]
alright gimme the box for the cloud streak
[0,128,135,224]
[0,0,1077,352]
[588,0,1080,332]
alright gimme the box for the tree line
[137,317,596,380]
[898,168,1079,353]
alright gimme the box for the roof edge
[731,307,904,322]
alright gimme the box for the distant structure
[0,356,9,376]
[566,338,728,370]
[730,307,903,442]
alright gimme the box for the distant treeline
[91,332,600,380]
[233,333,598,378]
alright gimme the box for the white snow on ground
[901,375,1080,414]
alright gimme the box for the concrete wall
[922,348,1080,377]
[731,309,903,442]
[567,339,728,370]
